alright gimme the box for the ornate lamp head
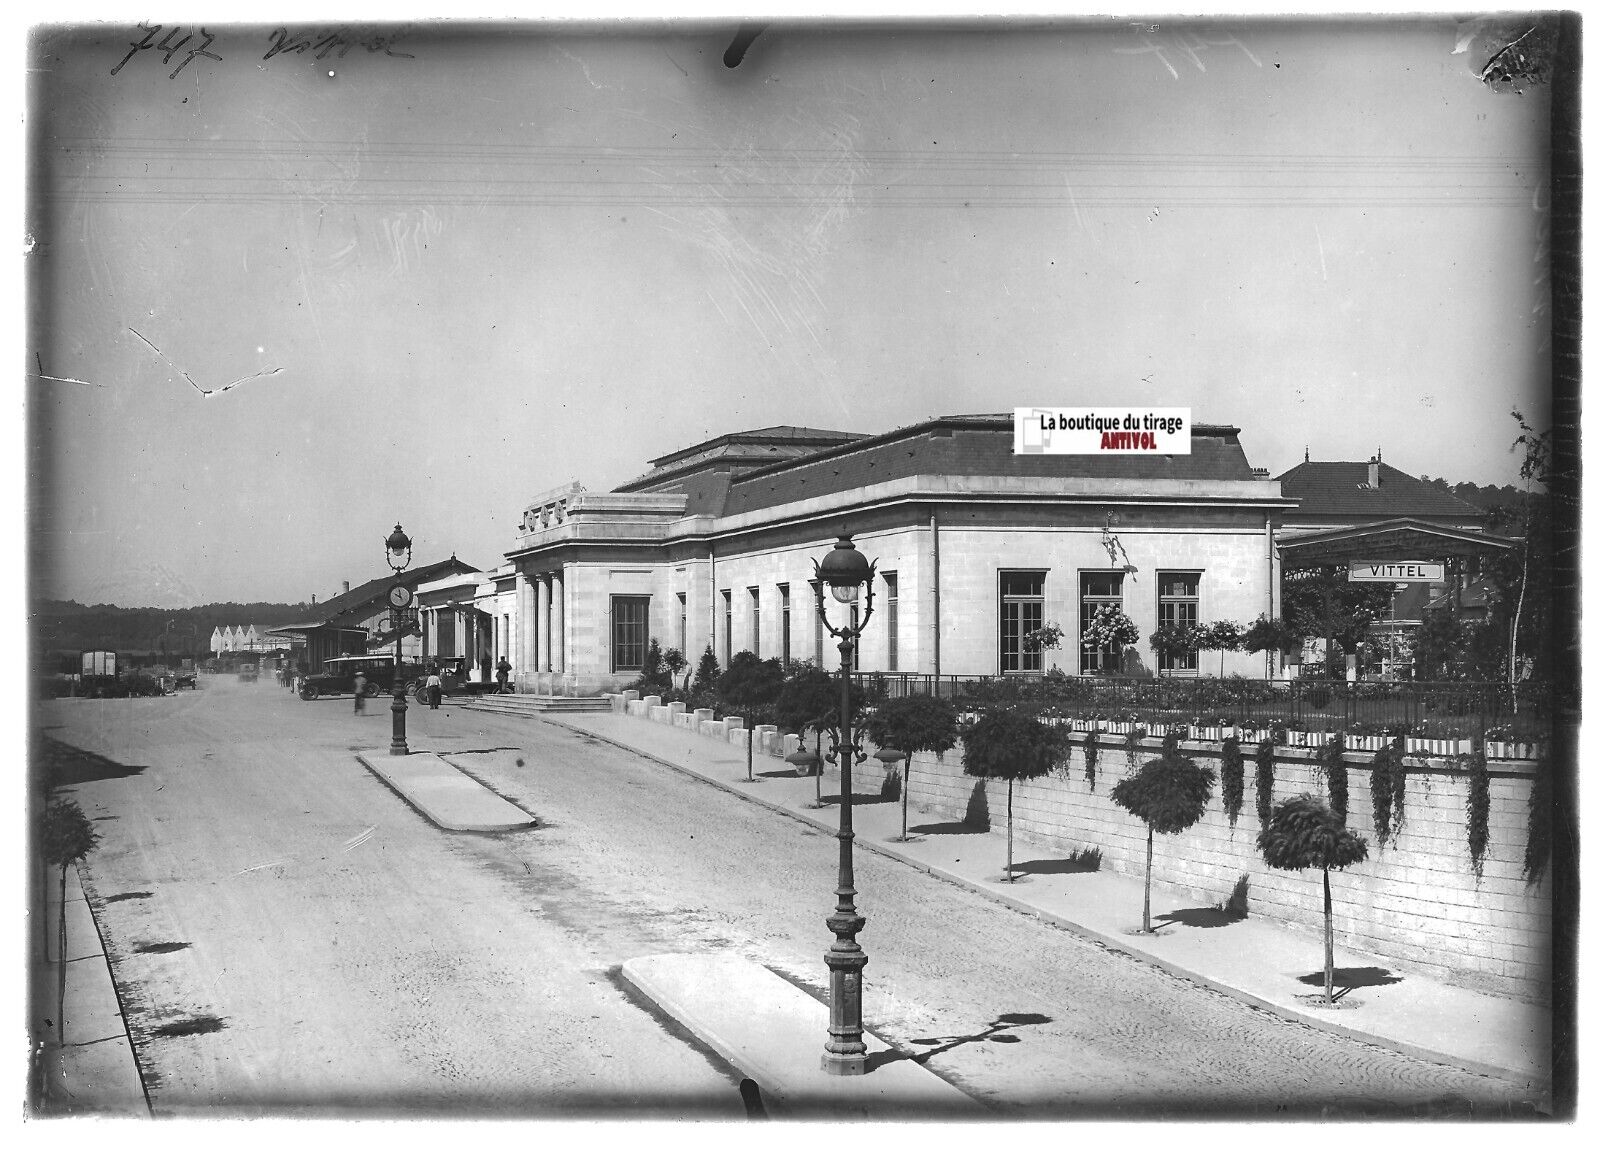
[816,535,873,604]
[385,523,412,573]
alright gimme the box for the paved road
[40,679,1540,1118]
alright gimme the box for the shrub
[1369,738,1407,846]
[1220,736,1245,826]
[692,646,721,693]
[1314,734,1349,825]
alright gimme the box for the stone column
[536,577,550,673]
[551,569,565,673]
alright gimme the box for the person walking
[495,656,512,694]
[426,666,443,710]
[353,670,367,714]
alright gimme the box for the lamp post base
[820,1049,869,1076]
[390,688,409,756]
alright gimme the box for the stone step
[459,694,612,714]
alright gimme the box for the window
[722,590,733,666]
[1158,572,1201,675]
[883,572,899,672]
[748,587,761,657]
[811,580,825,664]
[1080,572,1126,674]
[999,571,1046,673]
[676,592,687,654]
[611,596,650,672]
[779,584,791,666]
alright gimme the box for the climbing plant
[1219,735,1245,826]
[1369,738,1407,847]
[1083,730,1099,792]
[1314,733,1348,825]
[1523,755,1552,885]
[1253,738,1276,827]
[1467,749,1491,879]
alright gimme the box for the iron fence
[847,672,1550,742]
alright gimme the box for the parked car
[237,662,258,683]
[409,656,500,702]
[173,670,198,690]
[299,655,423,700]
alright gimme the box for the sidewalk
[30,863,151,1117]
[544,709,1552,1092]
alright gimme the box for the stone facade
[501,417,1293,693]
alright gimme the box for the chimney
[343,581,350,594]
[1368,457,1380,488]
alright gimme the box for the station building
[500,414,1295,695]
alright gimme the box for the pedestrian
[495,656,512,694]
[353,670,367,714]
[426,666,443,710]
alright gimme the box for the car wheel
[300,685,319,700]
[364,680,381,697]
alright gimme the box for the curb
[541,715,1548,1092]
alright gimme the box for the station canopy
[1277,517,1520,570]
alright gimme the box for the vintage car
[299,655,423,700]
[236,662,258,683]
[173,669,198,690]
[409,656,503,702]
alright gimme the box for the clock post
[384,524,414,756]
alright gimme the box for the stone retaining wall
[607,692,1551,1000]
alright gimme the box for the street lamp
[811,534,878,1076]
[385,523,413,756]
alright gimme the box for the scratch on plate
[128,327,284,397]
[234,859,289,876]
[1313,222,1328,280]
[342,826,376,852]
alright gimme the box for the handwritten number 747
[110,24,221,79]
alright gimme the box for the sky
[25,9,1555,608]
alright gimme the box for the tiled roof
[274,557,479,628]
[617,425,868,515]
[1277,461,1485,522]
[720,415,1259,518]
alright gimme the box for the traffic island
[355,751,537,832]
[619,952,983,1120]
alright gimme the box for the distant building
[268,557,480,672]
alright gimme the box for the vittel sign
[1348,562,1445,582]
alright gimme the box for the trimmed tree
[1196,620,1244,678]
[861,693,961,841]
[961,708,1055,881]
[1257,795,1370,1005]
[774,665,841,806]
[719,652,787,781]
[1110,737,1217,933]
[43,797,100,1046]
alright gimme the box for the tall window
[1080,572,1126,674]
[811,580,825,664]
[1158,572,1201,675]
[676,592,687,653]
[779,584,792,666]
[748,587,761,658]
[999,571,1046,673]
[612,596,650,672]
[883,572,899,672]
[722,590,733,666]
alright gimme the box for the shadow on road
[1155,906,1248,930]
[908,820,975,836]
[868,1011,1053,1070]
[37,737,149,788]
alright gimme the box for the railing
[847,672,1551,743]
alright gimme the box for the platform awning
[1277,518,1519,569]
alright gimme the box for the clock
[388,584,413,608]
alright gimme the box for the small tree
[1110,737,1216,932]
[961,709,1055,881]
[1196,620,1244,678]
[661,647,689,691]
[1242,615,1300,680]
[720,652,787,781]
[1149,621,1201,675]
[693,646,721,694]
[774,665,840,805]
[1257,795,1369,1006]
[43,797,100,1046]
[1083,606,1141,674]
[861,694,961,840]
